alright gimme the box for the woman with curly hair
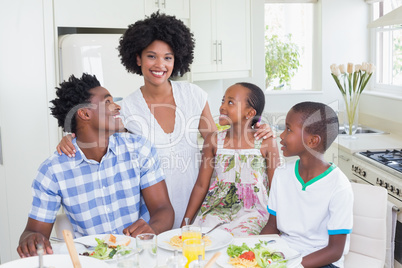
[57,12,271,228]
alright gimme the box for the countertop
[334,133,402,154]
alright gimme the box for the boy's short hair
[50,73,100,133]
[118,11,195,78]
[291,101,339,152]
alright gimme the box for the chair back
[344,183,388,268]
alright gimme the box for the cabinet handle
[339,155,350,162]
[0,127,3,165]
[155,0,159,8]
[218,40,222,64]
[162,0,166,8]
[213,41,218,62]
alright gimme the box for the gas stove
[359,149,402,174]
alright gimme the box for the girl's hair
[50,73,99,133]
[118,11,195,78]
[236,82,265,127]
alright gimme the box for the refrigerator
[59,34,144,100]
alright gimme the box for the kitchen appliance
[352,150,402,268]
[58,34,144,99]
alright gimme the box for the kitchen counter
[334,133,402,154]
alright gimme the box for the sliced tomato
[239,251,255,261]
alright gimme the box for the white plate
[157,227,233,252]
[215,236,302,268]
[59,234,136,263]
[0,254,109,268]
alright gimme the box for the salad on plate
[226,240,293,268]
[80,234,134,261]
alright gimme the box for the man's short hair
[50,73,100,133]
[291,101,339,152]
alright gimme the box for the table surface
[52,234,304,268]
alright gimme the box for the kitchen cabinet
[325,142,353,180]
[190,0,251,81]
[0,1,59,263]
[54,0,144,28]
[145,0,189,18]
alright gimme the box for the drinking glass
[136,233,158,268]
[181,225,201,242]
[116,249,139,268]
[182,238,205,268]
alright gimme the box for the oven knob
[361,171,366,177]
[384,182,389,189]
[378,179,383,186]
[389,185,394,192]
[376,178,381,185]
[396,188,400,196]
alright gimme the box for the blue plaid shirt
[29,133,165,237]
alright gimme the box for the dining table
[51,233,304,268]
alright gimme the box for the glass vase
[342,99,359,139]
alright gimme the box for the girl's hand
[254,122,275,140]
[56,133,76,157]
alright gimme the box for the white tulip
[347,63,354,74]
[338,64,346,74]
[367,63,376,74]
[361,62,368,71]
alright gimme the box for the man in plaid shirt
[17,73,174,257]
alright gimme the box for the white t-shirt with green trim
[267,159,353,268]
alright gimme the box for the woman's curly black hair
[50,73,100,133]
[118,11,195,78]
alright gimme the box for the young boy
[260,101,353,268]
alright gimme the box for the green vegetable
[226,243,251,258]
[227,241,287,268]
[86,238,132,260]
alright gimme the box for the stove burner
[359,149,402,173]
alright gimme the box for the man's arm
[17,218,54,258]
[123,180,174,237]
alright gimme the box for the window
[371,0,402,93]
[264,1,317,91]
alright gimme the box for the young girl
[182,82,280,236]
[57,12,272,229]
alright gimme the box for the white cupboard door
[54,0,144,28]
[190,0,251,81]
[145,0,189,18]
[0,0,56,263]
[190,0,217,74]
[216,0,251,72]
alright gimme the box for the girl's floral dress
[194,130,269,236]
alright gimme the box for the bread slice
[103,234,131,248]
[116,236,131,247]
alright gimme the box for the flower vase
[342,99,359,138]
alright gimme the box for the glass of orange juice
[182,238,205,268]
[181,225,201,242]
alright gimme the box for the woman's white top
[121,81,208,228]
